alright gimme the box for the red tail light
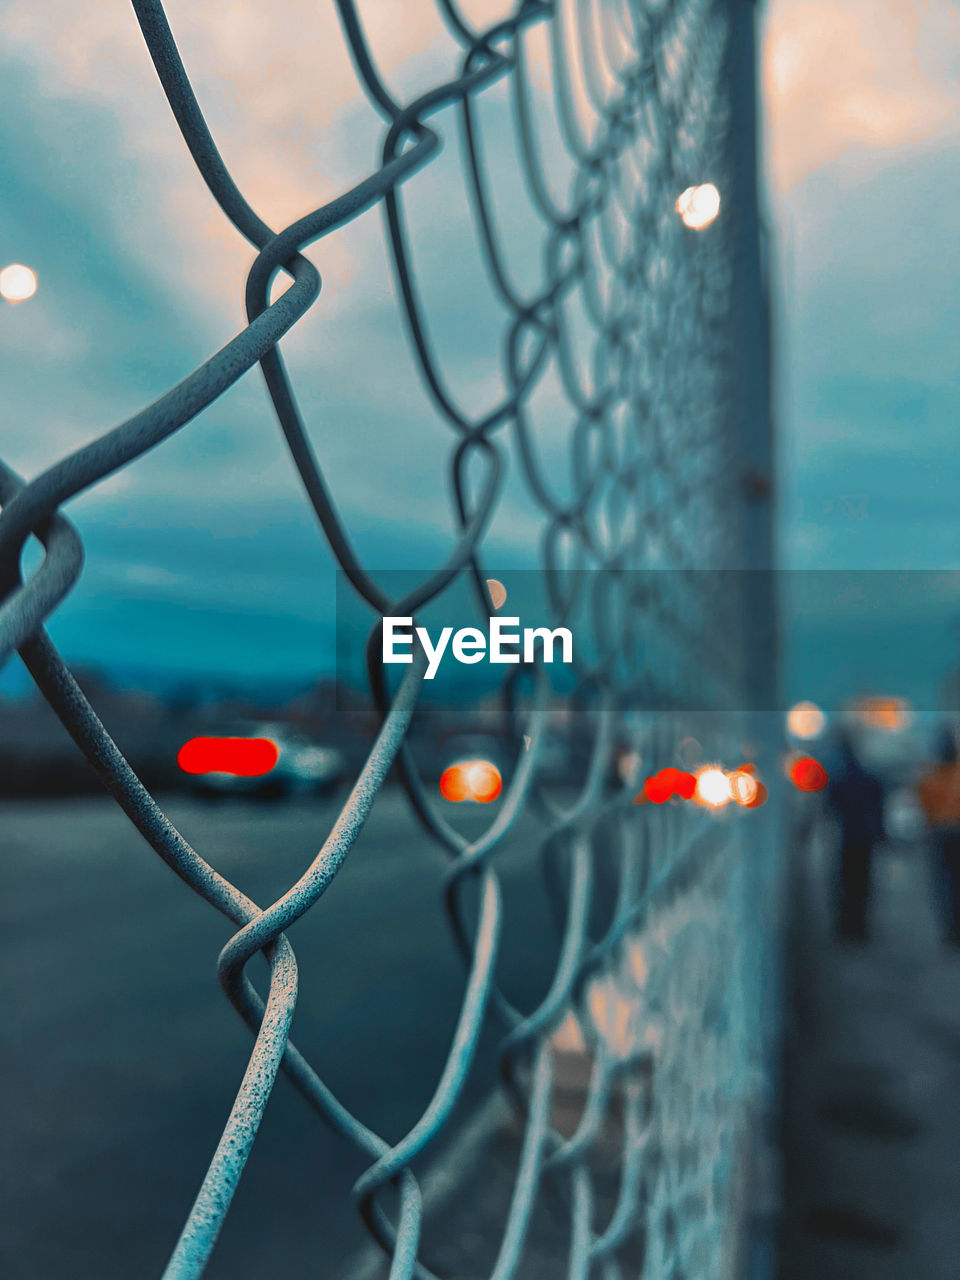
[177,737,279,777]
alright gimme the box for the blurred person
[916,727,960,946]
[827,732,885,942]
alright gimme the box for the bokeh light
[789,756,828,792]
[465,760,502,802]
[637,762,767,812]
[439,763,470,802]
[643,774,671,804]
[439,759,502,803]
[675,183,721,229]
[787,701,825,739]
[855,695,911,731]
[672,769,697,800]
[639,767,696,804]
[729,769,759,807]
[744,782,768,809]
[695,767,731,807]
[0,263,38,303]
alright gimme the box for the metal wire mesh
[0,1,776,1277]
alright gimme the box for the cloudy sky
[1,0,959,689]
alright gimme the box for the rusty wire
[0,0,775,1276]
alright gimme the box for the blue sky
[763,0,960,567]
[2,0,960,691]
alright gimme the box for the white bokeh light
[787,700,826,739]
[675,183,721,230]
[695,767,732,807]
[0,263,38,303]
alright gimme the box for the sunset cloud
[763,0,960,191]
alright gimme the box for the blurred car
[183,722,345,800]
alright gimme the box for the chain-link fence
[0,0,777,1276]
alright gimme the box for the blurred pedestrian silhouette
[827,732,885,942]
[916,727,960,946]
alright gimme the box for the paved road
[0,790,560,1279]
[780,827,960,1279]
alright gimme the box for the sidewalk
[779,827,960,1279]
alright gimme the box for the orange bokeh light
[439,764,470,802]
[744,781,768,808]
[790,756,828,792]
[729,770,759,807]
[440,760,502,803]
[856,696,910,731]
